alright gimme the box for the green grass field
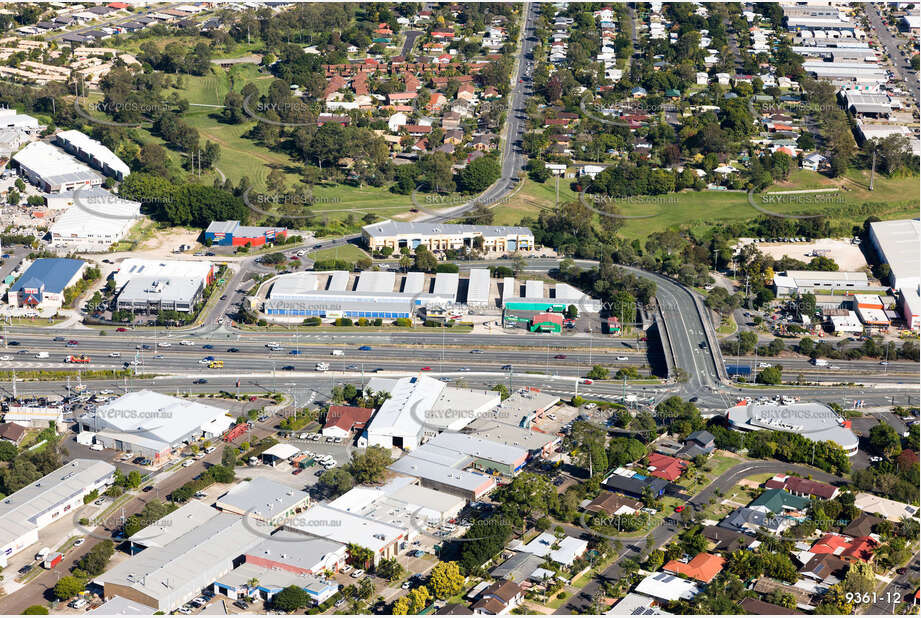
[121,65,433,231]
[493,170,920,239]
[307,244,369,263]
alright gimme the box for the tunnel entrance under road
[645,323,669,378]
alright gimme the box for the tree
[586,365,609,380]
[347,446,392,484]
[428,562,465,599]
[318,467,355,498]
[347,544,375,569]
[376,558,404,582]
[23,607,49,615]
[272,585,309,611]
[221,446,237,468]
[757,366,783,385]
[74,539,114,576]
[53,575,85,600]
[394,586,430,614]
[126,470,143,489]
[458,156,501,192]
[869,422,902,458]
[413,245,438,273]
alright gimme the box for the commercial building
[0,108,40,132]
[284,503,407,566]
[4,406,64,428]
[321,405,374,438]
[502,280,602,313]
[78,390,234,464]
[244,530,346,575]
[7,258,86,310]
[12,141,103,193]
[88,596,156,615]
[48,188,141,252]
[113,258,215,290]
[99,511,265,612]
[55,129,130,180]
[116,276,206,314]
[726,402,859,456]
[852,294,890,328]
[868,219,920,292]
[901,288,920,331]
[388,453,497,501]
[424,431,529,477]
[0,459,115,567]
[464,416,561,458]
[362,219,534,254]
[204,220,287,247]
[129,500,216,550]
[529,312,563,333]
[214,562,338,606]
[215,479,310,524]
[828,311,864,334]
[362,375,447,450]
[329,476,465,526]
[772,270,869,296]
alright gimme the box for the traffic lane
[866,554,919,615]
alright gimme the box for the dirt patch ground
[736,237,869,272]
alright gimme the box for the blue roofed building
[7,258,86,310]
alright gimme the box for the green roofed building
[749,488,810,515]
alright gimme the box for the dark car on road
[227,347,240,353]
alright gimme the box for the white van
[331,350,344,356]
[35,547,51,561]
[35,352,49,359]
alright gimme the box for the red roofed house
[663,552,726,583]
[431,30,455,39]
[810,534,878,563]
[388,92,418,104]
[403,73,421,92]
[427,92,447,111]
[322,405,374,439]
[764,474,839,500]
[647,452,687,482]
[107,1,130,8]
[403,124,432,136]
[457,83,476,101]
[324,75,346,100]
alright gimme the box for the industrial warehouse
[0,459,116,566]
[261,269,600,322]
[77,391,233,464]
[361,220,535,254]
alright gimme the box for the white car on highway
[616,356,629,361]
[109,352,121,358]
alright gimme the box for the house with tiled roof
[749,489,810,515]
[647,453,687,482]
[427,92,447,111]
[799,553,849,585]
[810,534,878,563]
[0,422,26,444]
[843,513,883,539]
[764,474,838,500]
[471,580,522,615]
[663,552,726,583]
[585,491,642,516]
